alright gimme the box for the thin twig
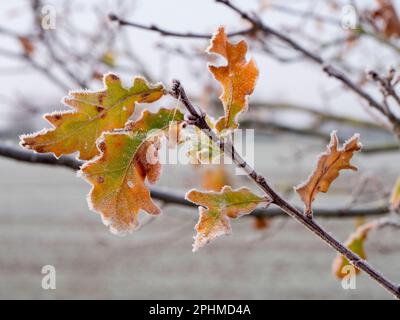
[170,79,400,299]
[108,13,254,39]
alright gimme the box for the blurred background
[0,0,399,299]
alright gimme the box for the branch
[108,2,400,142]
[42,33,88,88]
[240,117,328,139]
[215,0,400,138]
[367,69,400,138]
[170,80,400,299]
[362,142,400,154]
[266,3,341,26]
[108,13,254,39]
[239,117,400,154]
[0,143,390,218]
[249,101,385,130]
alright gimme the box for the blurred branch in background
[108,13,255,39]
[0,143,391,219]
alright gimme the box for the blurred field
[0,136,399,300]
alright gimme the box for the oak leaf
[207,27,258,131]
[295,131,362,215]
[332,222,376,279]
[185,186,268,251]
[20,73,164,160]
[79,108,184,234]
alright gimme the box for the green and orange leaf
[207,27,258,132]
[332,221,376,279]
[295,131,362,215]
[20,73,164,160]
[185,186,269,251]
[79,108,184,234]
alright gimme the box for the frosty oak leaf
[20,73,164,160]
[295,131,362,216]
[185,186,269,251]
[207,26,258,131]
[79,108,184,234]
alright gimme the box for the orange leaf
[185,186,268,251]
[20,74,164,160]
[79,108,184,234]
[207,27,258,131]
[295,131,362,215]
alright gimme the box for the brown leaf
[371,0,400,38]
[295,131,362,215]
[207,27,258,131]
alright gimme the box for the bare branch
[108,13,254,39]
